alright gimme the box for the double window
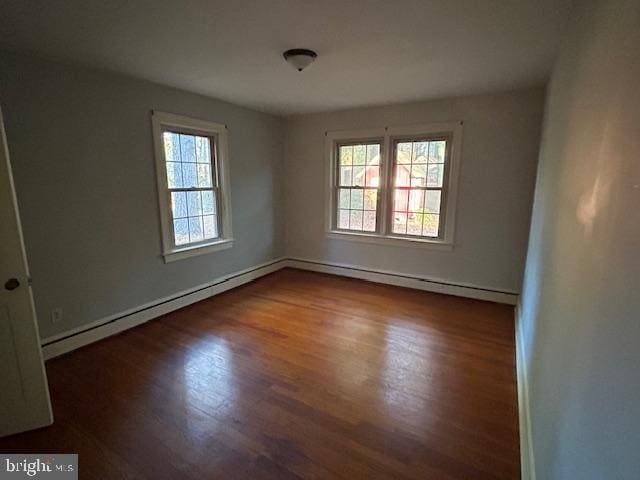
[152,112,233,262]
[327,122,462,248]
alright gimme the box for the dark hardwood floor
[0,268,520,479]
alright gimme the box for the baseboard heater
[41,257,518,360]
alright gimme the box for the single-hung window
[152,111,233,263]
[336,141,382,233]
[391,136,450,238]
[326,122,461,249]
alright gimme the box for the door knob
[4,278,20,291]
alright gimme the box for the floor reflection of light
[180,336,236,438]
[381,321,442,429]
[330,316,376,392]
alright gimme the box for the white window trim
[325,121,462,250]
[151,111,233,263]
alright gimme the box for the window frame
[333,138,385,234]
[388,133,452,240]
[326,128,387,235]
[325,122,462,250]
[151,111,233,263]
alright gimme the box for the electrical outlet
[51,308,63,324]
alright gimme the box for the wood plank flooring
[0,268,520,479]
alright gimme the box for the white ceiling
[0,0,572,116]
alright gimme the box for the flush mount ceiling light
[283,49,317,72]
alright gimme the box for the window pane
[203,215,218,239]
[365,165,380,187]
[427,164,444,187]
[182,163,198,188]
[394,165,411,187]
[163,132,181,162]
[195,137,211,163]
[336,143,381,233]
[407,213,422,236]
[350,210,363,230]
[353,145,366,165]
[410,164,427,187]
[425,190,441,214]
[173,218,189,245]
[350,189,364,209]
[201,190,216,215]
[188,216,204,242]
[352,166,365,186]
[408,189,425,212]
[186,191,202,216]
[386,137,449,239]
[180,134,196,162]
[366,144,380,165]
[166,162,183,188]
[364,189,377,210]
[339,166,352,186]
[413,142,429,163]
[396,142,412,164]
[171,192,188,219]
[363,211,376,232]
[339,145,353,165]
[394,189,409,212]
[338,188,350,209]
[197,163,212,188]
[158,118,227,250]
[429,141,446,163]
[338,209,350,229]
[422,214,440,237]
[392,212,407,234]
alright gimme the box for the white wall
[284,89,545,293]
[518,0,640,478]
[0,51,285,340]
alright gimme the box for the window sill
[163,238,234,263]
[327,231,454,251]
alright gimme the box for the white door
[0,105,53,437]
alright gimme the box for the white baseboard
[515,301,536,480]
[41,258,288,360]
[42,256,518,360]
[286,257,519,305]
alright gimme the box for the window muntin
[391,137,449,238]
[335,141,381,233]
[328,123,460,247]
[162,131,220,247]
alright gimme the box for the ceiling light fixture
[283,49,317,72]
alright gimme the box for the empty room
[0,0,638,479]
